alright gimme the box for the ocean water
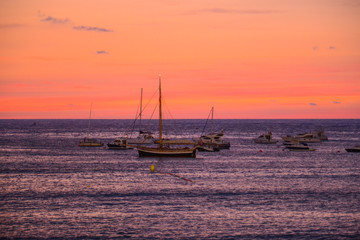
[0,119,359,239]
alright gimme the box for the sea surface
[0,119,359,239]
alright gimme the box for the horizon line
[1,118,359,120]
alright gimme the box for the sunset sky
[1,0,359,119]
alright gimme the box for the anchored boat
[78,103,103,147]
[195,107,230,149]
[137,77,197,158]
[253,132,278,144]
[285,142,316,151]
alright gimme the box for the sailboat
[78,103,104,147]
[107,88,154,150]
[126,88,155,144]
[196,107,230,149]
[137,77,197,157]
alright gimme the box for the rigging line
[140,88,158,118]
[163,99,183,138]
[143,102,158,134]
[161,99,174,137]
[201,108,213,136]
[139,86,159,133]
[87,102,93,138]
[163,99,181,137]
[120,88,158,138]
[130,103,141,137]
[162,98,175,120]
[134,103,140,123]
[134,87,158,134]
[121,105,140,138]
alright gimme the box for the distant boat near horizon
[78,103,104,147]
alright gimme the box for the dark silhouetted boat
[137,77,197,158]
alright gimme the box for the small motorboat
[253,132,278,144]
[107,139,133,150]
[281,128,328,143]
[345,146,360,152]
[196,131,230,149]
[285,142,316,151]
[282,133,321,143]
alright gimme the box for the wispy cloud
[309,103,317,106]
[0,24,27,28]
[96,50,109,54]
[199,8,280,14]
[73,25,113,32]
[333,101,341,104]
[38,12,113,33]
[41,16,70,24]
[313,45,336,51]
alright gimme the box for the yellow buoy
[150,164,155,173]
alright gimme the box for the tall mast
[87,102,93,137]
[139,88,143,132]
[159,76,162,148]
[211,106,214,134]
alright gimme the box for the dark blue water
[0,119,359,239]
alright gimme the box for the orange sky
[1,0,359,119]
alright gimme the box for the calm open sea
[0,119,359,239]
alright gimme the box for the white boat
[282,129,328,143]
[137,77,197,158]
[197,131,230,149]
[253,132,278,144]
[112,88,155,146]
[107,139,133,150]
[195,107,230,149]
[116,131,155,145]
[282,133,321,143]
[285,142,316,151]
[78,103,103,147]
